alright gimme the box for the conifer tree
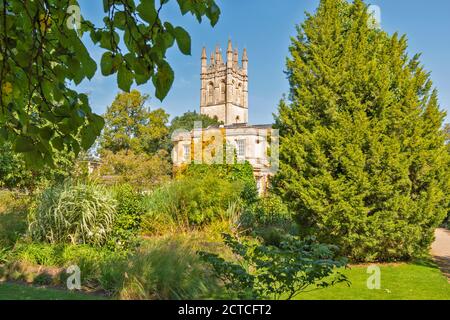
[274,0,450,261]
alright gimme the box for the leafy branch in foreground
[0,0,220,167]
[199,233,350,300]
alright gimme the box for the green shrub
[0,191,28,247]
[117,237,223,300]
[200,234,349,300]
[28,182,117,246]
[13,243,61,266]
[108,184,145,251]
[184,163,258,206]
[240,194,296,245]
[141,171,244,232]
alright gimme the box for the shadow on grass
[412,257,440,269]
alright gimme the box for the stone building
[172,41,277,194]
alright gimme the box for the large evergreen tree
[274,0,450,262]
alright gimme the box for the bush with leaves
[108,184,145,251]
[28,182,116,247]
[240,194,296,245]
[141,171,244,232]
[184,163,259,206]
[95,149,171,190]
[199,234,349,300]
[0,191,28,247]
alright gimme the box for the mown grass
[0,282,105,300]
[295,260,450,300]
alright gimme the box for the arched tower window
[236,83,242,105]
[220,81,226,102]
[208,82,214,104]
[230,81,235,102]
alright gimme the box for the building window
[183,144,191,162]
[208,83,214,104]
[220,81,226,102]
[236,84,242,105]
[236,139,245,158]
[231,81,235,101]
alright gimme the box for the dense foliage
[200,234,349,300]
[96,149,171,189]
[169,110,222,135]
[0,191,28,248]
[0,0,220,166]
[101,90,170,155]
[273,0,450,261]
[108,184,145,251]
[184,163,259,206]
[142,169,244,229]
[0,141,75,191]
[240,194,295,245]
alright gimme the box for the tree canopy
[169,110,222,136]
[0,0,220,167]
[101,90,169,155]
[273,0,450,262]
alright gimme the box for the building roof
[206,123,273,130]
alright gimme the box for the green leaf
[137,0,157,24]
[101,52,114,76]
[135,70,153,85]
[52,136,64,151]
[99,31,120,50]
[114,11,127,30]
[90,30,102,44]
[14,136,34,153]
[152,60,174,101]
[39,126,54,141]
[82,56,97,80]
[172,26,191,55]
[206,2,221,26]
[176,0,191,15]
[103,0,111,12]
[118,65,133,92]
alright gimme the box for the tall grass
[28,182,117,246]
[140,173,244,235]
[117,236,223,300]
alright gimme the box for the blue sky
[76,0,450,125]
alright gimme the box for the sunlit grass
[295,260,450,300]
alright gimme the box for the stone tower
[200,40,248,125]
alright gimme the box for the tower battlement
[200,40,248,125]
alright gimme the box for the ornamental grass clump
[28,182,116,247]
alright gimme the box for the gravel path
[431,228,450,282]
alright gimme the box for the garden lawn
[296,261,450,300]
[0,282,105,300]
